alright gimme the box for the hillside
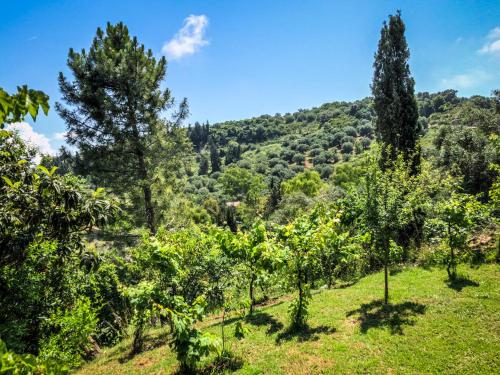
[77,264,500,375]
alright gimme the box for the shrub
[359,124,374,137]
[1,339,69,374]
[312,153,327,165]
[344,126,358,137]
[361,137,371,149]
[292,153,305,164]
[317,164,333,179]
[268,157,285,168]
[295,143,309,153]
[290,164,304,174]
[341,135,354,144]
[331,132,345,147]
[309,147,323,157]
[283,170,323,197]
[281,148,295,162]
[39,298,98,368]
[342,142,354,154]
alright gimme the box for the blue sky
[1,0,499,152]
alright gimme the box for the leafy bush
[292,153,305,164]
[283,170,323,197]
[162,297,221,373]
[39,298,98,368]
[0,339,69,374]
[331,132,346,147]
[358,124,373,137]
[341,142,354,154]
[344,126,358,137]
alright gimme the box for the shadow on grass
[446,276,480,292]
[346,300,426,335]
[334,280,359,289]
[389,266,404,276]
[245,312,284,335]
[275,325,336,344]
[198,351,244,375]
[118,331,169,363]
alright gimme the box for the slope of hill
[76,264,500,374]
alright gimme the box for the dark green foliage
[198,154,209,175]
[209,138,221,173]
[359,124,374,137]
[56,22,188,233]
[189,121,210,151]
[265,177,282,217]
[344,126,357,137]
[342,142,354,154]
[372,11,419,170]
[292,153,305,164]
[433,98,499,197]
[225,140,242,165]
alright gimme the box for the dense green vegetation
[1,12,499,375]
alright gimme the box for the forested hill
[189,90,486,180]
[183,89,498,226]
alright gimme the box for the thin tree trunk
[249,273,256,314]
[447,222,455,280]
[127,78,156,235]
[130,121,156,234]
[221,308,226,353]
[384,240,389,305]
[297,266,303,326]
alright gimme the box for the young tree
[438,192,482,280]
[279,212,321,329]
[372,11,420,172]
[362,156,409,304]
[56,22,188,233]
[221,221,278,314]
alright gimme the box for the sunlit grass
[77,264,500,374]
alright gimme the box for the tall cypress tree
[372,11,419,172]
[56,22,188,234]
[209,137,220,173]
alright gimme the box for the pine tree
[372,11,420,172]
[56,22,188,233]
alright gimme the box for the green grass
[77,264,500,374]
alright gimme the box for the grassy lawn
[76,264,500,374]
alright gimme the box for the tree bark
[130,116,156,234]
[447,222,455,280]
[384,239,389,305]
[297,266,303,326]
[249,273,256,314]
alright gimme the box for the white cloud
[162,15,209,60]
[487,27,500,40]
[6,122,55,158]
[440,71,491,90]
[479,39,500,55]
[478,26,500,55]
[53,131,67,140]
